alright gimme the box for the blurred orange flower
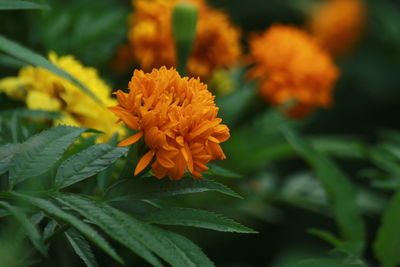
[109,67,230,180]
[120,0,240,78]
[248,25,339,117]
[308,0,366,56]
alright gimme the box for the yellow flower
[308,0,366,56]
[0,52,125,142]
[121,0,241,78]
[109,67,230,180]
[247,25,339,117]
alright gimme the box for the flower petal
[134,150,155,176]
[118,132,143,147]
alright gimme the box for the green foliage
[9,126,86,188]
[374,188,400,267]
[55,143,128,189]
[0,0,49,10]
[65,229,98,267]
[284,128,366,256]
[55,193,214,267]
[106,176,242,201]
[12,192,124,264]
[0,201,47,257]
[143,207,257,233]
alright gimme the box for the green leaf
[157,229,214,267]
[0,0,49,10]
[9,126,86,187]
[374,188,400,267]
[106,177,242,201]
[65,229,98,267]
[43,219,58,240]
[55,194,162,267]
[56,193,214,267]
[310,136,367,159]
[298,258,366,267]
[144,207,257,233]
[0,35,101,103]
[0,201,47,256]
[205,164,242,179]
[283,129,365,256]
[0,109,62,120]
[11,192,123,265]
[308,228,343,248]
[55,144,128,189]
[0,143,20,175]
[96,133,119,191]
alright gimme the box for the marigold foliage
[118,0,241,78]
[248,25,339,117]
[0,52,124,142]
[109,67,230,180]
[308,0,366,56]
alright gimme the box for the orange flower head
[248,24,339,117]
[125,0,241,78]
[109,67,230,180]
[308,0,366,56]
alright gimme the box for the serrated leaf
[106,177,242,201]
[9,126,86,187]
[55,194,162,267]
[56,193,214,267]
[11,192,123,265]
[55,144,128,189]
[374,188,400,267]
[157,229,214,267]
[0,0,49,10]
[0,143,20,175]
[144,207,257,233]
[0,35,101,103]
[0,201,47,256]
[283,129,365,256]
[65,229,98,267]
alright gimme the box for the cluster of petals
[0,52,124,142]
[109,67,230,180]
[122,0,241,78]
[248,24,339,117]
[308,0,366,56]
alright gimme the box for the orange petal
[118,132,143,147]
[109,107,139,130]
[134,150,155,176]
[208,135,220,143]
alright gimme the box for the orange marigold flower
[124,0,241,78]
[308,0,366,56]
[109,67,230,180]
[247,24,339,117]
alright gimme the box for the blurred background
[1,0,400,266]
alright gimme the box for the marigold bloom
[0,52,125,142]
[122,0,240,78]
[248,25,339,117]
[109,67,230,180]
[308,0,366,56]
